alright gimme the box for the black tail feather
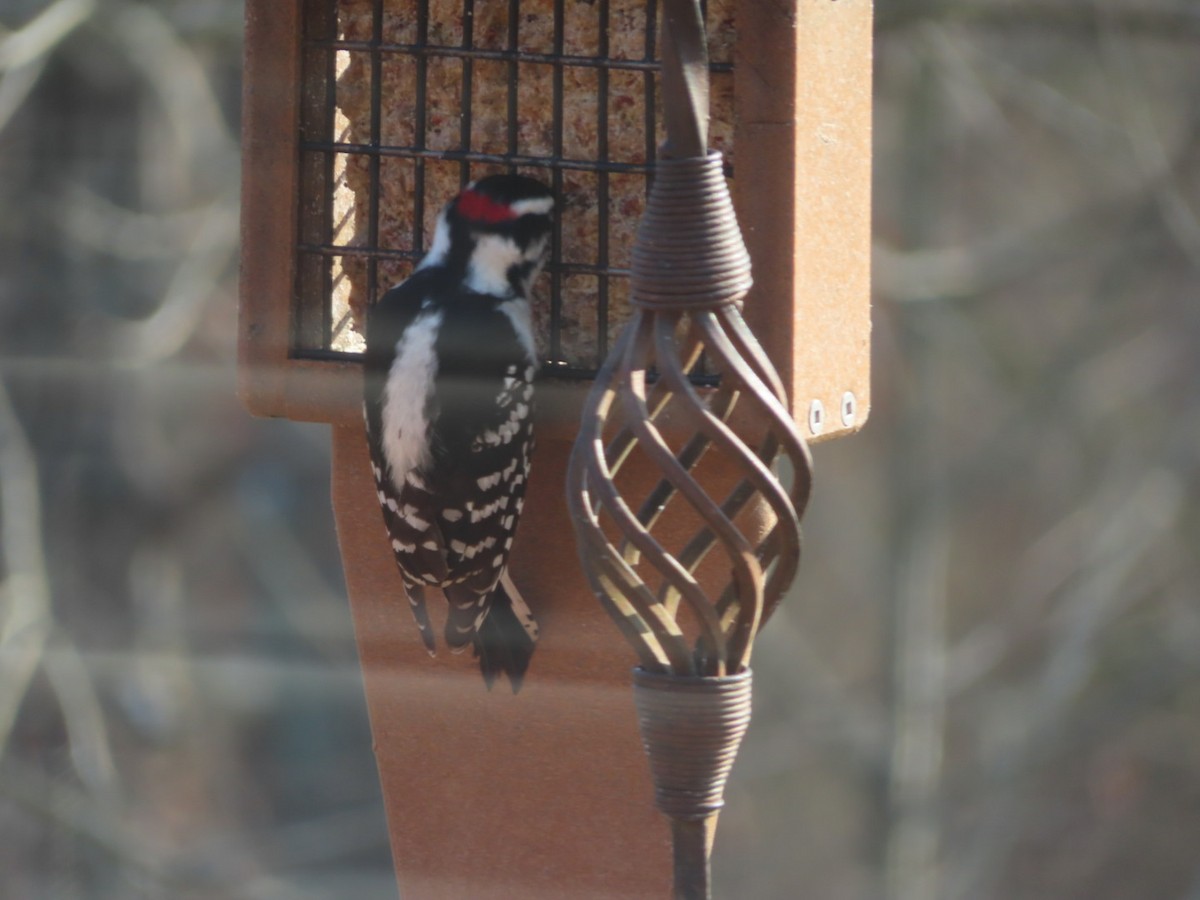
[404,584,437,656]
[473,578,537,692]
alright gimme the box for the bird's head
[421,174,555,299]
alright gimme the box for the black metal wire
[293,0,731,377]
[505,0,519,160]
[413,0,430,258]
[548,0,565,366]
[596,0,611,362]
[459,0,475,189]
[294,0,338,353]
[300,39,732,75]
[367,0,384,310]
[296,143,657,172]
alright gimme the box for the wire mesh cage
[240,0,872,435]
[293,0,735,377]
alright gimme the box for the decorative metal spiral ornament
[569,151,814,678]
[566,4,814,894]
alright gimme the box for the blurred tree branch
[948,470,1184,900]
[0,0,95,132]
[1096,19,1200,267]
[0,379,52,760]
[878,1,1200,39]
[875,24,1200,306]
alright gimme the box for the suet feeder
[238,0,872,896]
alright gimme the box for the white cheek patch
[381,311,442,492]
[466,234,522,296]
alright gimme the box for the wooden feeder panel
[239,0,872,440]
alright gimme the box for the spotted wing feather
[433,361,534,646]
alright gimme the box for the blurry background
[1,1,1197,898]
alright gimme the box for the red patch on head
[456,189,519,225]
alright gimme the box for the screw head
[808,399,826,435]
[841,391,857,427]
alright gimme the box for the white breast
[381,310,443,491]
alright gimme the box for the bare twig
[1096,17,1200,267]
[947,470,1184,900]
[878,2,1200,40]
[0,0,95,133]
[0,378,52,759]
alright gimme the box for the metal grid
[293,0,733,379]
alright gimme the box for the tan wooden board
[333,428,673,897]
[734,0,874,442]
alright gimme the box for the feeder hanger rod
[660,0,711,159]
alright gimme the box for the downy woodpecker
[363,174,553,690]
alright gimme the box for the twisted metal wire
[567,281,812,677]
[567,147,813,678]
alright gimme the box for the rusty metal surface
[634,668,753,898]
[632,668,753,819]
